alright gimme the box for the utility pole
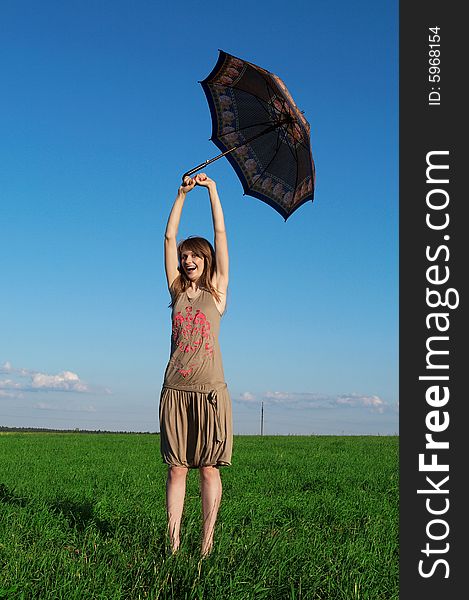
[260,401,264,436]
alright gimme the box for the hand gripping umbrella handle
[182,152,231,181]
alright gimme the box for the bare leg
[199,466,222,556]
[166,466,188,553]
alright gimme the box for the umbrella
[183,50,316,221]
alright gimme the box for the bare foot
[200,543,213,558]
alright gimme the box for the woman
[159,172,233,557]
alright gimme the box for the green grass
[0,433,398,599]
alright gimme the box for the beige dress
[159,288,233,468]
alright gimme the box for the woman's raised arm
[194,173,229,295]
[164,177,196,289]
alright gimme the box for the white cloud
[0,378,22,390]
[33,402,97,413]
[236,391,257,403]
[0,378,25,400]
[336,393,386,412]
[0,361,110,398]
[0,389,22,399]
[236,390,388,412]
[31,371,89,392]
[1,361,30,377]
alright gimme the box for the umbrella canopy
[186,50,315,221]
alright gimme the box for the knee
[168,466,188,481]
[199,466,220,483]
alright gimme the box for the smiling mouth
[185,266,197,273]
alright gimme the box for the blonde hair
[170,237,221,307]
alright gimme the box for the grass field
[0,433,398,599]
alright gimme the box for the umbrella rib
[251,91,275,121]
[251,127,283,188]
[217,119,275,140]
[282,123,310,168]
[214,77,310,150]
[212,80,274,122]
[292,136,301,201]
[281,128,300,163]
[283,128,308,195]
[236,76,276,121]
[261,76,312,155]
[279,121,311,154]
[262,77,312,157]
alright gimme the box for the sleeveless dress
[159,288,233,468]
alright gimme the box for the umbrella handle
[182,155,224,181]
[182,141,246,180]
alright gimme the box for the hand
[194,173,216,189]
[179,176,196,195]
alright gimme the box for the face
[180,250,205,282]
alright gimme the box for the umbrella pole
[182,147,238,180]
[182,119,291,181]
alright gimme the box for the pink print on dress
[172,307,214,375]
[178,368,193,378]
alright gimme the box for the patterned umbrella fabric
[187,50,315,221]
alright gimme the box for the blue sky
[1,0,398,434]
